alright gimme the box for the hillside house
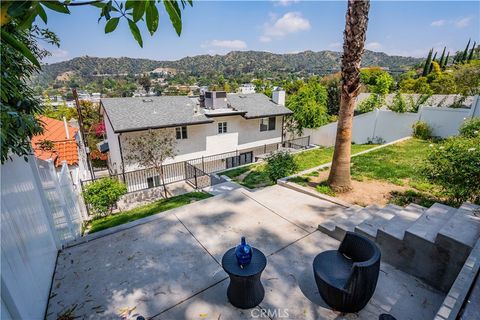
[102,91,292,174]
[31,116,90,184]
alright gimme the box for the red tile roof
[31,116,79,167]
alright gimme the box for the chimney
[272,88,285,106]
[63,116,70,139]
[204,91,228,109]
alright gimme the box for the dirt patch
[306,171,410,206]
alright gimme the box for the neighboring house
[239,83,256,94]
[356,93,476,109]
[31,116,90,184]
[102,91,292,173]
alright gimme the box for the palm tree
[328,0,370,192]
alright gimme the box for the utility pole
[73,89,95,180]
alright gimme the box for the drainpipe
[118,133,126,182]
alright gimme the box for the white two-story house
[102,90,292,174]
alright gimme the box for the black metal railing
[81,136,310,203]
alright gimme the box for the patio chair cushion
[313,250,353,289]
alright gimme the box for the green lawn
[87,192,213,234]
[292,138,446,207]
[221,144,379,189]
[350,139,431,185]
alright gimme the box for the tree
[328,0,370,192]
[422,49,433,77]
[320,73,341,116]
[462,39,471,63]
[438,47,446,69]
[138,74,152,92]
[467,41,477,62]
[428,52,437,73]
[286,78,329,136]
[1,0,191,163]
[124,129,177,197]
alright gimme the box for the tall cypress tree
[438,47,446,69]
[462,39,471,63]
[443,52,450,70]
[429,52,437,73]
[422,49,433,77]
[467,42,477,62]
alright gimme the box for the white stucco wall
[112,115,284,171]
[104,113,122,174]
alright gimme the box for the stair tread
[461,202,480,213]
[378,204,425,240]
[438,208,480,247]
[334,205,381,232]
[355,204,402,237]
[318,205,363,232]
[406,203,457,242]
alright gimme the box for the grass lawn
[291,138,446,207]
[221,144,378,189]
[87,192,213,234]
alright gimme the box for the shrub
[265,151,298,181]
[357,94,381,114]
[459,117,480,138]
[412,121,432,140]
[423,136,480,205]
[83,178,127,216]
[388,92,408,113]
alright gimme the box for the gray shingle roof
[102,96,213,133]
[227,93,292,118]
[102,93,293,132]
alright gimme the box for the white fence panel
[351,111,376,144]
[419,107,471,137]
[303,122,337,146]
[1,155,58,319]
[374,111,419,143]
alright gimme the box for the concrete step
[437,207,480,249]
[405,203,457,244]
[355,204,402,240]
[327,205,381,241]
[377,204,426,241]
[318,205,363,240]
[460,202,480,215]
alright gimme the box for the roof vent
[142,99,154,102]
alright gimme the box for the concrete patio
[47,186,444,320]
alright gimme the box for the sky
[39,0,480,64]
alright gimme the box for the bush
[265,151,298,181]
[83,178,127,216]
[423,136,480,205]
[459,117,480,138]
[412,121,432,140]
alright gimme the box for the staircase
[318,202,480,292]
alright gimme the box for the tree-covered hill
[33,50,422,88]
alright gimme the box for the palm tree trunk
[328,0,370,192]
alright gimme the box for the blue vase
[235,236,253,267]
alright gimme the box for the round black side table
[221,247,267,309]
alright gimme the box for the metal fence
[81,136,310,203]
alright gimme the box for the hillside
[33,50,423,87]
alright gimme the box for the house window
[176,126,188,139]
[260,117,276,131]
[147,175,161,188]
[218,122,228,134]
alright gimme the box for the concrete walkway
[47,186,444,320]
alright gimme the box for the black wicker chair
[313,232,381,313]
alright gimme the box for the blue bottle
[235,236,253,267]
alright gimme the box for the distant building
[239,83,256,94]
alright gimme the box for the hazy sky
[38,0,480,64]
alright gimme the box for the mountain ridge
[33,50,423,87]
